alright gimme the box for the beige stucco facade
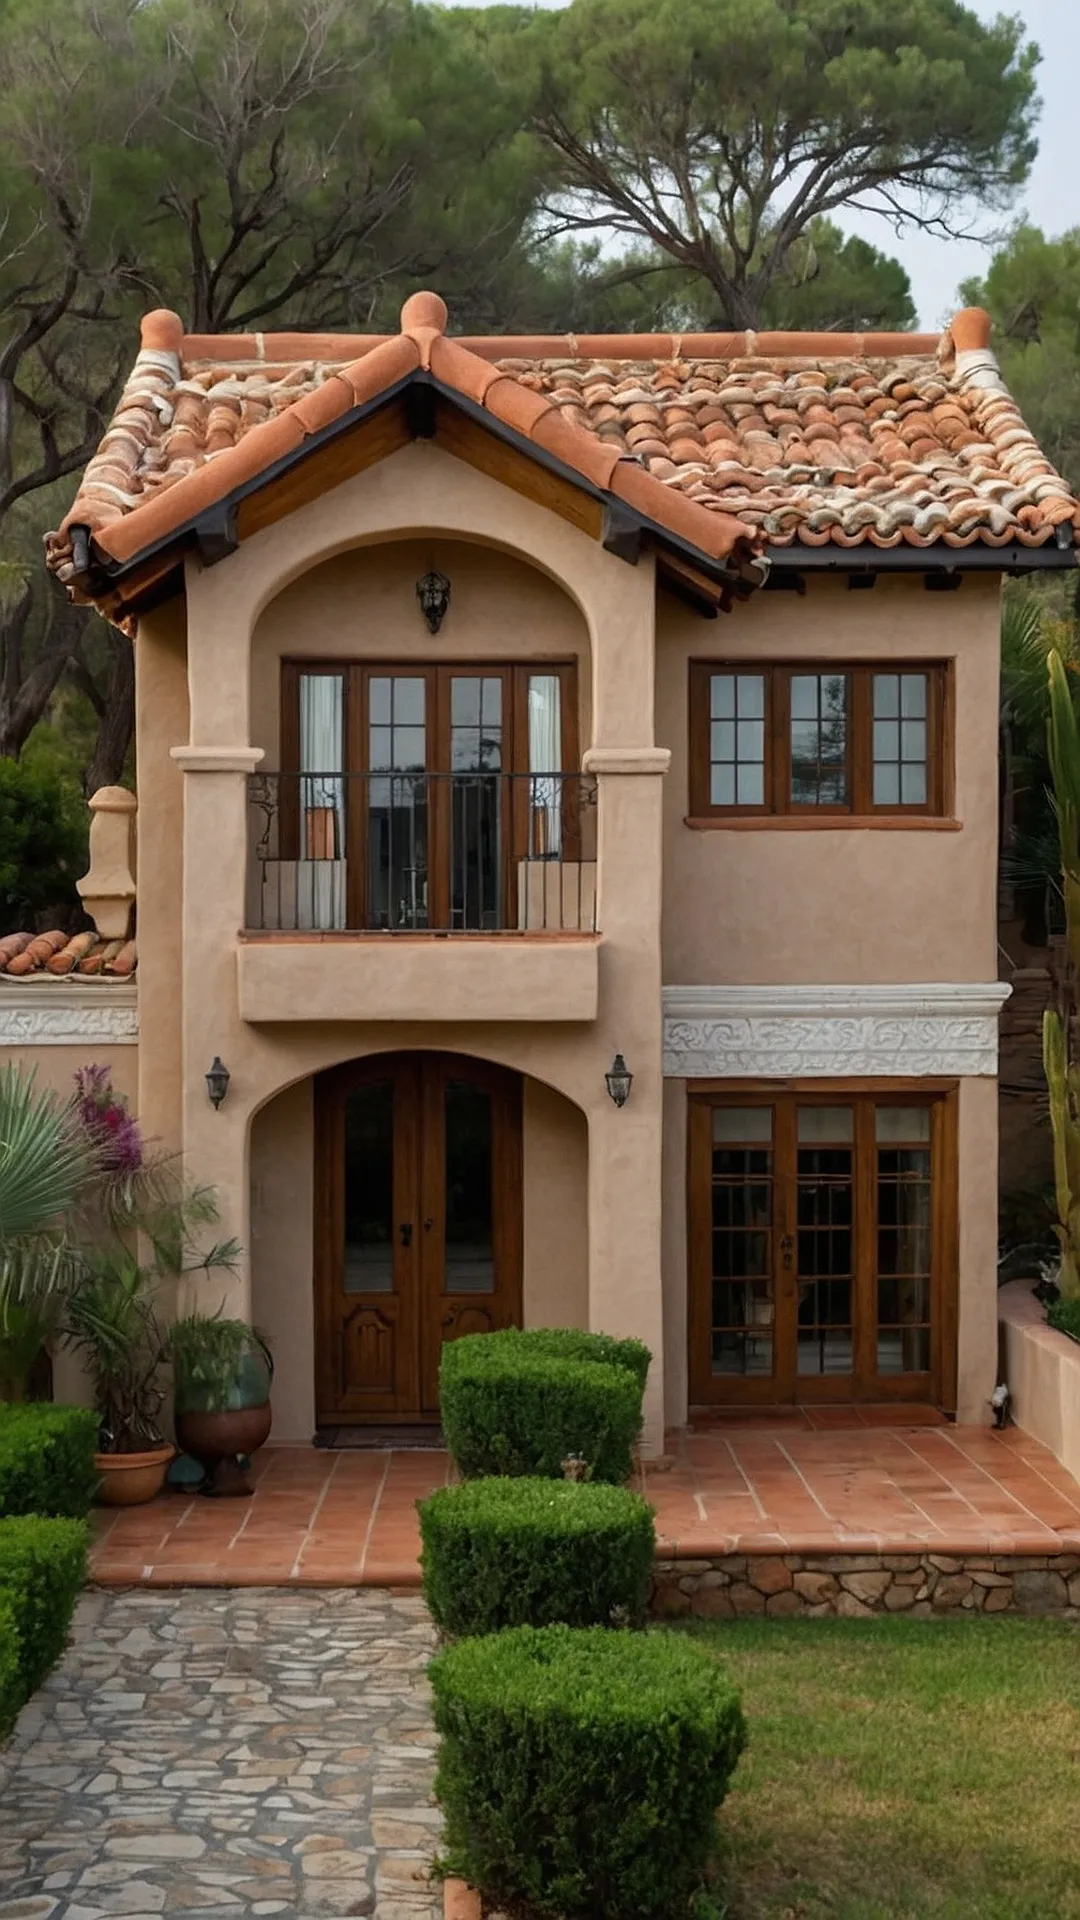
[15,435,1012,1445]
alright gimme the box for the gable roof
[45,294,1078,621]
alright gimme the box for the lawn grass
[678,1615,1080,1920]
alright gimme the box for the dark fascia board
[766,539,1077,574]
[68,370,755,603]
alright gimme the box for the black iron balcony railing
[246,770,598,934]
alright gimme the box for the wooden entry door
[314,1053,523,1424]
[688,1089,957,1408]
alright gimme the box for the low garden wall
[999,1278,1080,1485]
[652,1550,1080,1618]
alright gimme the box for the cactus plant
[1044,650,1080,1301]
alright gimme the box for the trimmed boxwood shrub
[0,1404,99,1518]
[431,1624,746,1919]
[419,1477,655,1634]
[440,1335,644,1483]
[0,1516,88,1696]
[0,1597,21,1740]
[477,1328,652,1393]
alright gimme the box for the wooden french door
[688,1088,957,1408]
[314,1053,523,1424]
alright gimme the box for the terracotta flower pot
[173,1402,272,1497]
[94,1445,175,1507]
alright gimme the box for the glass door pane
[367,676,428,929]
[343,1081,395,1294]
[443,1078,495,1293]
[876,1107,932,1373]
[449,676,503,929]
[709,1107,775,1377]
[298,672,346,928]
[795,1107,855,1376]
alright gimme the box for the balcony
[238,770,600,1024]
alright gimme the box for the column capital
[582,746,671,776]
[170,745,264,773]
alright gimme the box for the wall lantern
[205,1056,231,1110]
[416,569,451,634]
[605,1053,633,1108]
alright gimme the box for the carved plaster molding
[662,982,1011,1079]
[0,982,138,1046]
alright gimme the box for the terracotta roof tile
[0,932,136,977]
[44,296,1080,587]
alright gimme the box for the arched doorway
[313,1051,522,1427]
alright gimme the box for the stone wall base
[652,1552,1080,1618]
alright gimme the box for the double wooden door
[688,1089,957,1407]
[314,1053,523,1425]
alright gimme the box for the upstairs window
[689,662,947,819]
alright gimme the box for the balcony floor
[90,1414,1080,1587]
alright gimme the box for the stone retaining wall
[652,1552,1080,1618]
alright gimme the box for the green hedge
[440,1335,644,1483]
[0,1404,99,1518]
[473,1328,652,1393]
[431,1624,746,1919]
[0,1516,88,1697]
[0,1598,21,1740]
[419,1477,655,1634]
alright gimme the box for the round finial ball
[400,290,448,335]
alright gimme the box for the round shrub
[0,1405,99,1518]
[0,1596,21,1739]
[431,1624,746,1919]
[440,1335,644,1483]
[0,1516,88,1696]
[419,1477,655,1634]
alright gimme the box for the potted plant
[62,1070,240,1504]
[170,1313,273,1496]
[63,1250,173,1504]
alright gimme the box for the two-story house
[33,294,1077,1453]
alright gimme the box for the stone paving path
[0,1587,441,1920]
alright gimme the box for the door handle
[780,1233,795,1270]
[399,1222,413,1247]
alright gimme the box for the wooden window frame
[686,1080,958,1411]
[688,660,951,823]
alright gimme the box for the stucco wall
[250,536,591,763]
[657,573,1001,985]
[134,597,188,1156]
[250,1066,589,1443]
[0,1044,137,1105]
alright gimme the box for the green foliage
[0,758,86,934]
[431,1624,747,1919]
[0,1067,98,1398]
[498,0,1038,327]
[0,1597,21,1740]
[1042,646,1080,1304]
[1048,1295,1080,1343]
[0,1516,87,1696]
[0,1404,99,1518]
[469,1326,651,1392]
[964,225,1080,493]
[170,1314,273,1412]
[419,1477,656,1635]
[439,1333,645,1483]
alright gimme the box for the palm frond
[0,1065,96,1243]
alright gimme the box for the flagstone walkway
[0,1587,440,1920]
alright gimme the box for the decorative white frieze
[662,983,1011,1079]
[0,983,138,1046]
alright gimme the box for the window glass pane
[528,675,562,859]
[444,1079,495,1293]
[343,1082,395,1293]
[874,674,899,717]
[876,1106,931,1143]
[797,1106,854,1143]
[369,677,391,725]
[712,1106,773,1142]
[711,764,735,806]
[736,763,764,805]
[711,675,735,718]
[788,673,849,806]
[394,678,425,725]
[707,672,765,807]
[450,677,501,773]
[872,671,928,808]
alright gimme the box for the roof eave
[764,539,1077,574]
[64,371,763,614]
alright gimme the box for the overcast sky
[439,0,1077,328]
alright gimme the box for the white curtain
[527,674,561,856]
[300,674,345,850]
